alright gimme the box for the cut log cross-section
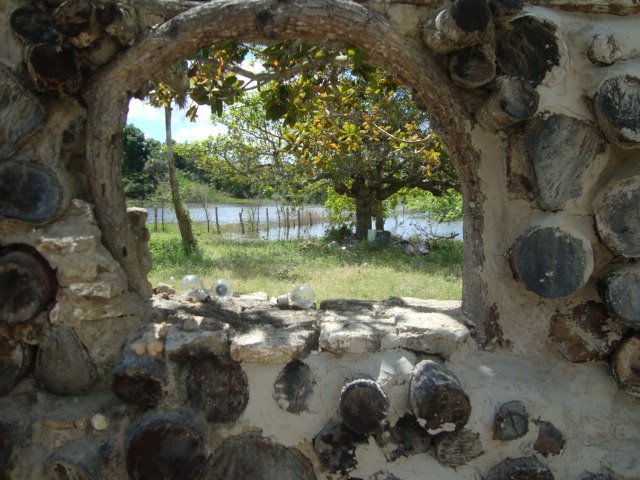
[510,226,594,298]
[0,338,33,395]
[340,379,389,436]
[476,76,539,131]
[27,44,83,96]
[422,0,492,54]
[598,264,640,328]
[45,439,111,480]
[595,176,640,258]
[593,75,640,148]
[112,346,166,408]
[611,334,640,397]
[449,47,496,89]
[0,249,57,325]
[409,359,471,434]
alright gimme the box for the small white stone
[91,414,109,431]
[129,340,146,355]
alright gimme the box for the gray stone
[588,34,622,66]
[493,401,528,440]
[534,420,566,457]
[380,308,470,358]
[595,176,640,258]
[230,323,318,364]
[524,113,605,211]
[0,65,46,158]
[319,318,383,355]
[165,325,229,358]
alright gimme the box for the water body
[146,203,463,240]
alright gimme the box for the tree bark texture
[165,104,197,246]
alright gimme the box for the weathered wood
[125,413,206,480]
[495,15,560,86]
[44,439,111,480]
[449,46,495,89]
[187,355,249,422]
[593,75,640,148]
[340,378,389,435]
[27,44,83,96]
[35,326,97,396]
[375,414,432,462]
[476,76,539,131]
[0,422,12,473]
[599,264,640,327]
[595,176,640,258]
[273,359,314,414]
[112,345,166,408]
[9,6,59,45]
[493,400,528,441]
[0,66,46,159]
[434,428,484,467]
[313,421,366,473]
[510,226,594,299]
[549,301,624,362]
[588,34,622,66]
[0,160,68,225]
[490,0,524,17]
[523,113,605,211]
[485,456,554,480]
[421,0,492,54]
[611,334,640,397]
[201,434,316,480]
[533,420,565,457]
[0,249,56,325]
[52,0,103,48]
[409,359,471,433]
[0,338,33,396]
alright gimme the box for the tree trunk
[354,186,373,239]
[165,104,196,246]
[373,200,385,231]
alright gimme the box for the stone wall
[0,1,639,479]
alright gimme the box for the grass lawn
[147,224,462,302]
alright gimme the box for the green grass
[148,224,462,302]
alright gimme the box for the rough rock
[434,428,484,467]
[375,414,432,462]
[493,400,529,440]
[165,324,229,358]
[533,420,566,457]
[230,323,318,364]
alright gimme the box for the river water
[146,203,462,240]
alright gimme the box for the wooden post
[308,212,313,227]
[239,208,245,235]
[410,359,471,433]
[0,248,57,325]
[297,209,302,232]
[266,208,270,238]
[215,206,221,234]
[153,206,158,232]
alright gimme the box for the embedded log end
[27,44,83,96]
[593,75,640,148]
[0,248,57,325]
[273,359,314,414]
[112,346,166,408]
[434,428,484,467]
[533,420,565,457]
[0,338,34,395]
[510,226,593,298]
[449,47,496,89]
[493,400,528,440]
[409,359,471,433]
[10,7,59,45]
[598,264,640,328]
[476,77,539,131]
[339,378,389,436]
[595,176,640,259]
[485,456,555,480]
[45,439,112,480]
[611,334,640,397]
[313,421,366,473]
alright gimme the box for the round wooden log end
[593,75,640,148]
[201,434,315,480]
[477,77,539,130]
[126,413,206,480]
[273,359,314,414]
[611,334,640,398]
[340,378,389,435]
[493,400,528,441]
[595,176,640,258]
[533,420,566,457]
[435,428,484,468]
[0,248,57,325]
[410,359,471,433]
[511,226,594,298]
[496,16,560,86]
[112,352,166,409]
[599,264,640,327]
[187,355,249,423]
[485,456,555,480]
[0,160,67,225]
[10,7,59,45]
[45,439,111,480]
[449,47,496,89]
[28,45,83,96]
[375,413,432,462]
[35,326,98,396]
[52,0,94,37]
[450,0,492,33]
[588,34,621,66]
[549,301,624,362]
[524,113,605,211]
[314,421,366,473]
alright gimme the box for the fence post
[215,206,221,235]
